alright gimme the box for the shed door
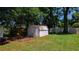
[34,28,39,37]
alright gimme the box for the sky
[59,8,77,20]
[59,11,75,20]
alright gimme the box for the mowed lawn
[0,34,79,51]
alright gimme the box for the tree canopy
[0,7,79,37]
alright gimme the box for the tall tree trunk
[48,8,53,33]
[63,7,69,33]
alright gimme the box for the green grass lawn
[0,34,79,51]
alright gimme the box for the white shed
[28,25,48,37]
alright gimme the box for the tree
[0,7,44,37]
[39,8,59,28]
[63,7,69,33]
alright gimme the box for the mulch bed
[8,36,33,41]
[0,36,33,45]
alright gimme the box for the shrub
[58,23,64,28]
[0,38,8,45]
[72,22,79,28]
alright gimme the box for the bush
[58,23,64,28]
[72,22,79,28]
[0,38,8,45]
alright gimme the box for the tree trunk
[63,7,69,33]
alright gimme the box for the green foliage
[58,22,64,27]
[72,22,79,28]
[0,7,45,37]
[0,7,79,37]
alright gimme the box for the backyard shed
[28,25,48,37]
